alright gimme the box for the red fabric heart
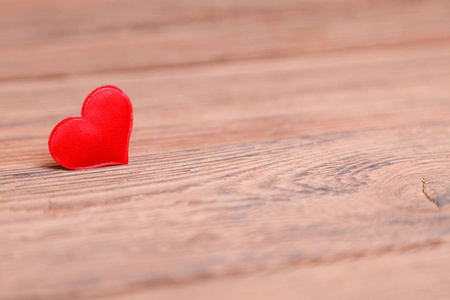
[49,85,133,170]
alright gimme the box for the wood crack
[421,178,440,209]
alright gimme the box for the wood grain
[1,0,450,81]
[1,0,450,299]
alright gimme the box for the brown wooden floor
[1,0,450,299]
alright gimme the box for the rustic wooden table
[1,0,450,299]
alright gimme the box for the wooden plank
[2,0,450,299]
[1,41,450,298]
[105,242,450,300]
[1,0,450,80]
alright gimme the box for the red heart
[49,85,133,170]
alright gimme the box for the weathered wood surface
[1,0,450,299]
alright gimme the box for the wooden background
[1,0,450,299]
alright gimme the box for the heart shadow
[40,163,70,171]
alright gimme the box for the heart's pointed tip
[58,160,129,171]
